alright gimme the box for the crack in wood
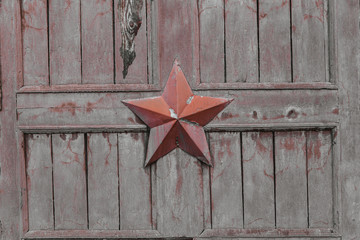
[118,0,144,79]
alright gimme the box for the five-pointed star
[122,61,233,167]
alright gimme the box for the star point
[123,61,233,167]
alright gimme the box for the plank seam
[272,132,277,228]
[256,0,260,83]
[306,131,310,228]
[113,0,116,84]
[84,133,89,229]
[117,133,121,230]
[290,0,294,83]
[240,133,245,228]
[223,0,226,83]
[47,0,50,86]
[50,134,55,230]
[80,1,83,84]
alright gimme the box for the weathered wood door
[0,0,359,239]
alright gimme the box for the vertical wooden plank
[337,0,360,238]
[275,131,307,228]
[210,132,242,228]
[53,133,87,230]
[22,0,49,86]
[26,134,53,230]
[307,130,333,228]
[225,0,258,83]
[242,132,275,228]
[259,0,291,83]
[155,149,204,236]
[87,133,119,230]
[292,0,327,82]
[0,0,22,238]
[82,0,113,84]
[118,132,151,230]
[157,0,198,88]
[199,0,224,84]
[49,0,81,85]
[115,0,148,84]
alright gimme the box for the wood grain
[259,0,291,83]
[225,0,258,83]
[154,149,204,236]
[87,133,119,230]
[49,0,81,85]
[275,131,307,228]
[307,130,333,228]
[209,132,242,228]
[0,0,23,238]
[17,90,339,128]
[199,0,224,84]
[115,0,148,84]
[118,132,152,230]
[157,0,198,88]
[337,0,360,238]
[26,134,53,230]
[52,133,87,230]
[242,132,275,228]
[22,0,48,86]
[81,0,113,84]
[292,0,328,82]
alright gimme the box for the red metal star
[122,60,233,167]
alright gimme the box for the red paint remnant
[220,112,239,121]
[60,134,67,141]
[130,133,139,141]
[49,102,79,116]
[64,0,71,13]
[287,109,299,119]
[175,164,183,196]
[262,114,285,121]
[332,108,339,115]
[263,169,274,180]
[292,25,296,32]
[252,111,258,119]
[259,12,267,20]
[281,138,295,151]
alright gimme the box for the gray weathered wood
[157,0,198,88]
[307,130,333,228]
[154,149,204,236]
[17,90,339,129]
[87,133,119,230]
[115,0,148,84]
[259,0,291,83]
[118,132,152,230]
[0,0,22,238]
[225,0,258,83]
[52,133,87,230]
[26,134,53,230]
[199,0,224,84]
[275,131,307,228]
[81,0,113,84]
[242,132,275,228]
[209,132,242,228]
[292,0,328,82]
[337,0,360,238]
[49,0,81,85]
[22,0,48,86]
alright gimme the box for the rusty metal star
[122,60,233,167]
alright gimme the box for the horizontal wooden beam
[199,228,341,238]
[18,82,338,93]
[17,90,339,131]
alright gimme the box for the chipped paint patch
[186,96,194,104]
[169,108,178,119]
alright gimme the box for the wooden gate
[0,0,359,239]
